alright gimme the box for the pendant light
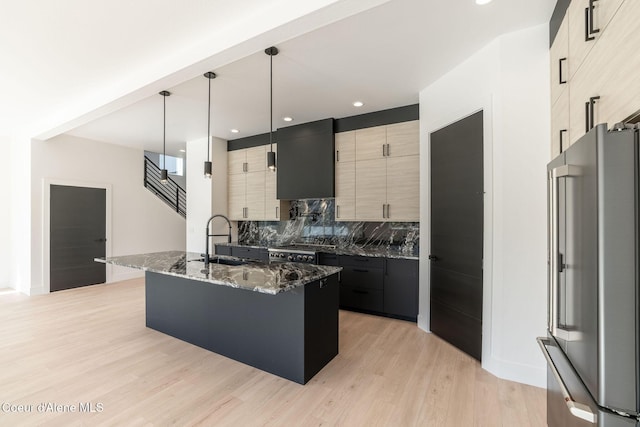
[265,46,278,171]
[203,71,217,178]
[159,90,171,183]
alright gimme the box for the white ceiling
[2,0,556,156]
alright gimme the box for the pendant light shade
[265,46,278,171]
[159,90,171,184]
[204,71,217,178]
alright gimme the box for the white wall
[419,24,550,388]
[10,135,32,293]
[29,134,186,294]
[186,136,231,253]
[0,136,11,288]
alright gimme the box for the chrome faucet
[204,214,232,268]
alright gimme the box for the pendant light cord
[269,52,273,150]
[163,93,166,169]
[207,75,211,161]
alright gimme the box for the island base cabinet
[144,271,339,385]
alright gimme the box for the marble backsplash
[238,199,419,253]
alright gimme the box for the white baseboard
[417,313,430,333]
[26,285,47,296]
[482,355,546,389]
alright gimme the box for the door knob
[428,255,438,261]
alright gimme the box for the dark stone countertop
[95,251,342,295]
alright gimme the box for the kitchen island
[96,251,341,384]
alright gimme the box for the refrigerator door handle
[537,338,597,424]
[550,165,583,341]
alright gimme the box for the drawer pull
[353,269,369,273]
[353,289,369,295]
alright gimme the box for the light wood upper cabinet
[264,144,289,221]
[355,159,387,221]
[386,156,419,222]
[551,89,570,157]
[551,0,632,152]
[335,160,355,221]
[228,145,274,220]
[336,131,355,163]
[550,17,569,106]
[568,0,596,79]
[568,0,625,79]
[228,173,246,220]
[386,121,419,157]
[588,0,640,129]
[355,126,386,161]
[340,120,420,222]
[245,171,265,220]
[246,145,266,172]
[228,150,246,175]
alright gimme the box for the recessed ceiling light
[283,117,293,122]
[353,101,364,107]
[475,0,492,5]
[179,149,186,153]
[231,129,239,133]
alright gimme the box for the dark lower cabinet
[215,244,268,262]
[214,244,232,256]
[334,255,418,321]
[384,258,418,321]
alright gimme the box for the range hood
[276,118,335,200]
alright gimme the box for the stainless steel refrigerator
[538,123,640,427]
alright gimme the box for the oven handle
[537,337,597,424]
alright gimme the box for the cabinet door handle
[558,58,567,84]
[276,206,279,219]
[589,0,600,37]
[353,269,369,273]
[382,144,386,157]
[382,204,386,218]
[559,129,567,153]
[386,143,390,157]
[336,150,339,162]
[386,204,390,219]
[585,96,600,132]
[336,205,340,219]
[584,1,599,42]
[353,289,369,295]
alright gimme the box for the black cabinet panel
[339,285,384,312]
[214,245,232,256]
[226,246,269,262]
[317,252,339,266]
[384,258,418,321]
[341,266,383,290]
[339,255,384,269]
[277,118,335,200]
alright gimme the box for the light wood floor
[0,278,546,426]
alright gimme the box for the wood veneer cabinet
[550,0,631,155]
[335,131,356,220]
[335,120,419,222]
[358,121,419,222]
[264,144,290,221]
[227,146,266,220]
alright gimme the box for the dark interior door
[429,111,484,360]
[50,185,106,292]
